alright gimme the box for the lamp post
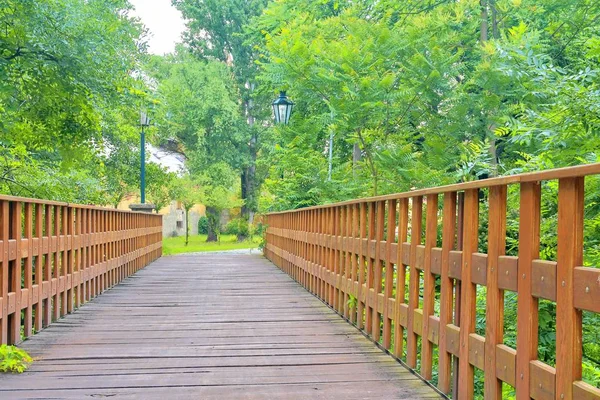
[272,91,294,125]
[140,110,150,204]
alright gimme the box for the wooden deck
[0,253,441,399]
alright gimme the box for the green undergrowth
[0,345,32,373]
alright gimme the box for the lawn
[162,234,261,255]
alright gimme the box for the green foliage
[197,216,209,235]
[0,0,150,204]
[224,218,250,238]
[0,345,32,373]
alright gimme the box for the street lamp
[272,91,294,125]
[140,110,150,204]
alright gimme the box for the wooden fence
[0,195,162,345]
[264,164,600,400]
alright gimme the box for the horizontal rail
[264,163,600,400]
[0,197,162,345]
[265,162,600,215]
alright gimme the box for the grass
[162,234,261,255]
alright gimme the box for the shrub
[198,216,209,234]
[224,218,249,237]
[0,345,32,373]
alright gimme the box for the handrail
[265,162,600,215]
[0,196,162,345]
[264,162,600,400]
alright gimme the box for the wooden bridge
[1,164,600,399]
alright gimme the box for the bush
[0,345,32,373]
[198,216,209,234]
[224,218,249,237]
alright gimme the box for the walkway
[0,253,440,399]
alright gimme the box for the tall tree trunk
[480,0,488,42]
[185,208,190,246]
[206,206,220,242]
[352,142,361,179]
[239,94,257,241]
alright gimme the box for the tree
[146,164,178,212]
[149,50,245,241]
[0,0,149,204]
[172,175,202,246]
[173,0,270,233]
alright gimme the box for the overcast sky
[129,0,186,55]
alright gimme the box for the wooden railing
[0,195,162,345]
[264,164,600,400]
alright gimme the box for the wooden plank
[531,259,557,301]
[23,203,34,339]
[371,201,385,342]
[484,185,507,400]
[496,344,516,387]
[406,196,423,368]
[457,188,479,400]
[365,202,376,335]
[34,204,43,333]
[264,163,600,216]
[516,181,541,399]
[5,254,439,399]
[393,198,409,359]
[498,256,518,291]
[556,177,584,400]
[437,191,456,394]
[350,204,359,324]
[53,205,60,322]
[420,194,438,380]
[43,205,52,328]
[383,199,396,350]
[0,201,8,344]
[529,360,556,400]
[9,201,22,344]
[573,267,600,312]
[357,203,367,330]
[573,381,600,400]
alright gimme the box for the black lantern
[272,91,294,125]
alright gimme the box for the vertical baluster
[421,194,438,379]
[372,201,385,342]
[23,203,33,338]
[34,204,43,333]
[556,177,584,400]
[9,201,22,344]
[438,192,456,393]
[358,202,367,330]
[457,189,479,400]
[383,199,397,350]
[394,198,409,359]
[407,196,423,368]
[485,185,507,399]
[516,182,541,399]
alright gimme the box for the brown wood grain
[556,177,584,400]
[484,185,507,400]
[406,196,423,369]
[421,194,438,380]
[516,181,541,399]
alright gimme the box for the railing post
[516,182,541,399]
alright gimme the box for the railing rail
[264,163,600,400]
[0,195,162,345]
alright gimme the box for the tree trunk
[352,142,361,179]
[185,208,190,246]
[480,0,488,42]
[206,206,220,242]
[239,95,257,242]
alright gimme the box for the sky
[129,0,186,55]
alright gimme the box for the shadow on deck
[0,253,440,399]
